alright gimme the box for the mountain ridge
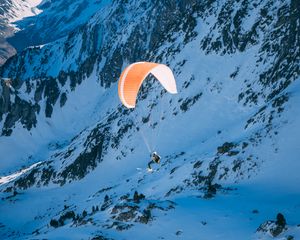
[0,0,299,239]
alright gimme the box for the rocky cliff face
[1,0,298,136]
[0,1,299,239]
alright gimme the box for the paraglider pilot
[148,152,161,170]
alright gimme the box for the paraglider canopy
[118,62,177,108]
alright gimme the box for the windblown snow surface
[0,1,299,239]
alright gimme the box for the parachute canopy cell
[118,62,177,108]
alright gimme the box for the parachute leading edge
[118,62,177,108]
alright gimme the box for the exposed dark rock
[180,93,202,112]
[257,213,287,237]
[60,92,67,107]
[193,161,203,169]
[203,183,221,199]
[1,95,39,135]
[39,166,55,186]
[133,191,145,203]
[101,195,112,211]
[91,235,114,240]
[137,209,151,224]
[252,209,259,214]
[286,235,294,240]
[49,219,59,228]
[49,210,75,228]
[165,185,184,197]
[217,142,237,155]
[58,127,110,185]
[276,213,286,228]
[14,168,39,189]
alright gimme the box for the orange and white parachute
[118,62,177,108]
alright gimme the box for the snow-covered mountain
[0,0,42,64]
[1,0,106,64]
[7,0,112,51]
[0,0,299,239]
[0,0,41,23]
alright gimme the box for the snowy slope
[0,0,42,24]
[7,0,112,51]
[1,0,107,64]
[0,0,42,64]
[0,0,299,239]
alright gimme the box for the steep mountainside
[0,0,299,239]
[0,0,42,64]
[7,0,112,51]
[0,0,106,64]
